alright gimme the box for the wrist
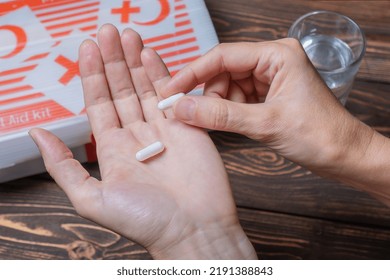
[147,219,257,260]
[324,116,374,176]
[318,115,390,199]
[337,127,390,190]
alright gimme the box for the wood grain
[238,208,390,259]
[210,132,390,228]
[0,179,150,260]
[2,175,389,260]
[0,0,389,260]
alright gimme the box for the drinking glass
[288,11,366,105]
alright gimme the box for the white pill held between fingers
[157,93,185,110]
[136,141,165,162]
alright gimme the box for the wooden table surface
[0,0,389,259]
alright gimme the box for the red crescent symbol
[0,25,27,59]
[134,0,170,26]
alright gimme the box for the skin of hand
[162,39,390,205]
[29,24,257,260]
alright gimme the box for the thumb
[173,96,271,138]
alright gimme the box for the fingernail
[174,98,196,121]
[28,129,36,140]
[28,129,39,148]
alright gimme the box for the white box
[0,0,219,182]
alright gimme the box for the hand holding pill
[163,40,390,202]
[29,25,256,260]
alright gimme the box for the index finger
[161,41,285,98]
[161,42,260,97]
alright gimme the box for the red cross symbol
[111,0,141,24]
[55,55,79,86]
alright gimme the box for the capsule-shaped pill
[157,93,185,110]
[136,141,165,162]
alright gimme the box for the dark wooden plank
[238,207,390,259]
[3,175,389,260]
[210,132,390,228]
[347,80,390,135]
[0,178,150,260]
[204,0,390,83]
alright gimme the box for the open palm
[30,25,245,258]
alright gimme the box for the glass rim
[288,10,366,74]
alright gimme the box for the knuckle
[208,44,221,58]
[45,153,72,178]
[72,184,101,220]
[209,102,230,130]
[250,106,282,142]
[283,37,302,49]
[281,38,306,58]
[210,43,230,72]
[213,43,226,53]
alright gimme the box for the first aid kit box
[0,0,219,182]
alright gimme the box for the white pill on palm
[136,141,165,162]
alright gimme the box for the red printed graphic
[33,0,100,39]
[0,25,27,59]
[1,0,213,135]
[0,100,74,133]
[111,0,170,25]
[0,0,79,15]
[0,1,101,39]
[55,55,80,85]
[144,0,201,74]
[22,34,88,116]
[0,66,36,101]
[135,0,170,26]
[111,0,141,23]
